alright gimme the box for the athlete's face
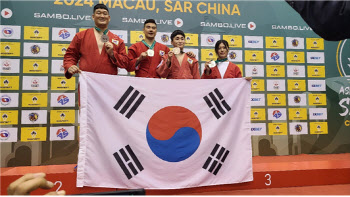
[217,43,228,59]
[92,8,110,27]
[171,35,185,49]
[143,23,157,39]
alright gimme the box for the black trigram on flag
[203,88,231,119]
[202,144,230,175]
[114,86,145,119]
[113,145,144,179]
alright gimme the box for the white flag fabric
[77,71,253,189]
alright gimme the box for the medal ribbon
[215,58,228,64]
[94,27,109,35]
[142,40,156,50]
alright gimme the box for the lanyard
[215,58,228,64]
[94,27,108,35]
[142,40,156,50]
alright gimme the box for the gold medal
[147,49,154,57]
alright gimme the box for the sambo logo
[29,113,39,122]
[295,124,302,132]
[229,51,236,59]
[1,95,11,105]
[56,128,68,139]
[58,29,70,39]
[270,52,280,61]
[292,39,299,47]
[294,96,301,103]
[272,110,282,119]
[31,45,40,54]
[57,95,69,105]
[0,130,9,140]
[2,27,13,37]
[161,34,169,43]
[207,36,215,45]
[146,106,202,162]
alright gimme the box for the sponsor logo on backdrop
[0,130,9,140]
[57,95,69,105]
[294,96,301,103]
[272,25,312,31]
[31,130,37,138]
[32,96,38,103]
[248,22,256,30]
[293,67,299,75]
[273,81,279,90]
[56,128,69,139]
[273,110,282,119]
[61,47,67,54]
[2,60,11,71]
[174,18,183,27]
[207,36,215,45]
[3,79,9,86]
[60,113,66,120]
[248,40,259,44]
[1,8,13,19]
[2,27,13,37]
[1,95,11,106]
[252,66,258,75]
[4,45,10,52]
[229,51,236,59]
[31,78,39,88]
[251,127,262,131]
[0,130,10,140]
[58,29,70,39]
[200,21,250,29]
[33,62,39,70]
[2,113,8,121]
[295,124,302,132]
[34,13,91,21]
[29,113,39,122]
[270,52,279,61]
[33,29,40,37]
[122,18,174,26]
[292,39,299,47]
[30,45,40,54]
[161,34,169,43]
[60,80,67,87]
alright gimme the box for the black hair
[171,30,185,41]
[144,19,157,27]
[214,40,229,55]
[94,4,109,13]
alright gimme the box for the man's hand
[167,51,174,67]
[7,173,66,195]
[138,52,148,61]
[67,65,81,75]
[105,42,114,57]
[186,51,196,58]
[245,77,252,81]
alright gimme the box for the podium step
[1,153,349,195]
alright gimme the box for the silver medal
[208,60,216,68]
[101,34,109,43]
[147,49,154,57]
[173,47,180,55]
